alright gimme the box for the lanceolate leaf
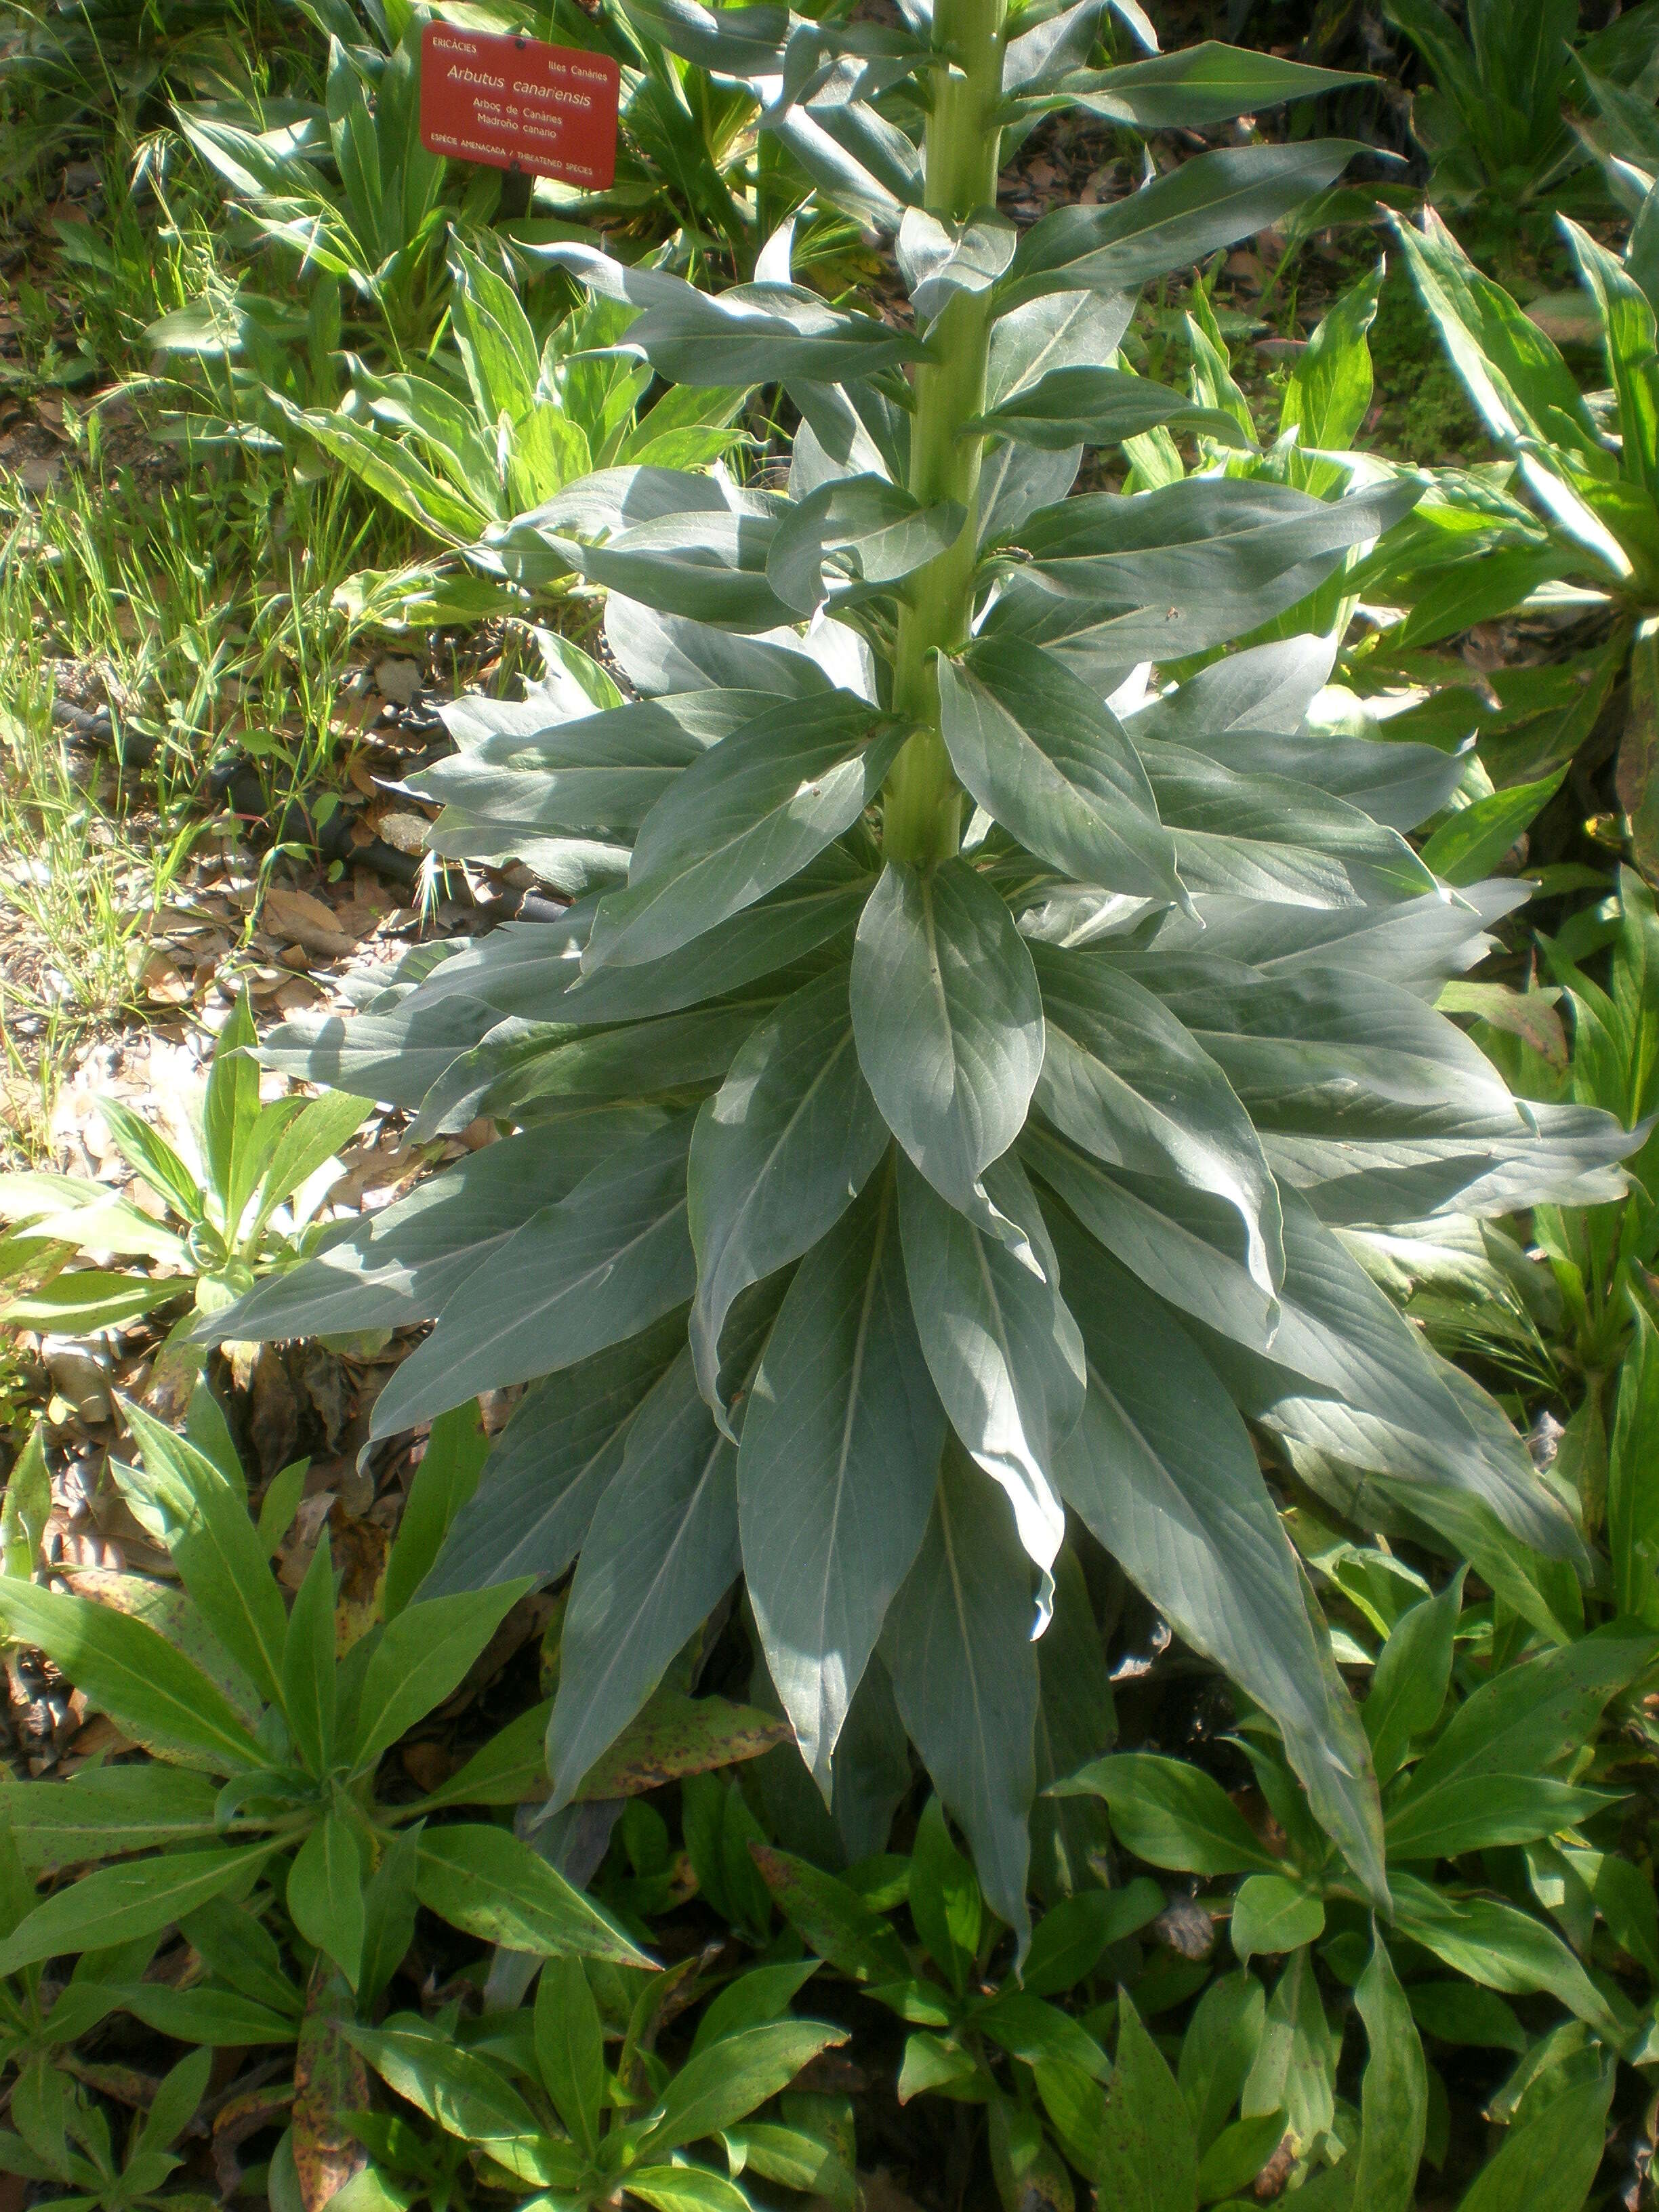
[0,1843,276,1975]
[1092,1990,1198,2212]
[1046,43,1368,128]
[1133,737,1438,905]
[1352,1929,1427,2212]
[413,1826,649,1967]
[207,1116,648,1344]
[544,245,927,386]
[880,1442,1040,1945]
[423,1313,689,1598]
[2,1765,222,1874]
[937,638,1184,904]
[767,476,966,615]
[997,140,1364,311]
[740,1160,945,1793]
[981,476,1421,676]
[121,1403,289,1713]
[897,1154,1085,1601]
[851,858,1044,1230]
[583,695,901,972]
[0,1580,267,1776]
[689,966,888,1422]
[1045,1221,1387,1903]
[1382,1632,1652,1860]
[367,1114,698,1439]
[1032,943,1283,1298]
[967,364,1254,451]
[548,1347,746,1808]
[1388,1873,1621,2036]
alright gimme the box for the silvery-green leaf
[1023,1129,1568,1550]
[985,291,1135,409]
[541,247,926,384]
[740,1159,944,1792]
[583,695,901,972]
[1034,43,1370,126]
[468,996,779,1128]
[977,440,1083,550]
[441,690,752,773]
[880,1441,1040,1943]
[393,851,870,1033]
[205,1116,651,1345]
[367,1115,698,1439]
[938,638,1183,904]
[897,1152,1084,1602]
[968,363,1254,450]
[1048,1216,1385,1905]
[551,509,795,635]
[689,966,888,1420]
[767,476,966,616]
[613,0,790,74]
[766,87,920,232]
[423,1312,690,1599]
[1124,632,1335,744]
[1271,1100,1637,1225]
[493,463,733,552]
[1002,0,1108,94]
[981,476,1422,674]
[998,140,1364,312]
[851,858,1045,1229]
[1134,957,1523,1143]
[1153,719,1465,836]
[1031,942,1283,1298]
[546,1351,739,1809]
[605,598,839,698]
[255,998,499,1113]
[788,377,909,490]
[1133,736,1438,904]
[1134,882,1521,996]
[897,206,1018,322]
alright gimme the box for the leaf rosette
[208,10,1636,1941]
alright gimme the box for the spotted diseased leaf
[293,1965,369,2212]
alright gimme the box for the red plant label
[419,23,619,189]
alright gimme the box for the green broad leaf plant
[1353,152,1659,878]
[173,18,461,352]
[207,20,1639,1949]
[341,1959,852,2210]
[277,239,747,617]
[1382,0,1659,220]
[0,2045,218,2212]
[0,990,370,1337]
[0,1391,644,2024]
[1054,1577,1659,2212]
[749,1789,1437,2212]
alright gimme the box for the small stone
[374,810,431,855]
[373,656,423,707]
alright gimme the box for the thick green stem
[881,0,1006,867]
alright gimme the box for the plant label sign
[419,23,619,190]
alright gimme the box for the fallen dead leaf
[262,884,363,958]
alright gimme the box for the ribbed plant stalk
[881,0,1007,866]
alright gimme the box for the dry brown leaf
[262,885,362,958]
